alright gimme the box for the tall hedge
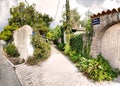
[70,34,83,54]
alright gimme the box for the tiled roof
[91,7,120,18]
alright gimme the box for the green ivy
[70,34,83,54]
[58,43,65,51]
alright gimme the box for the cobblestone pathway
[16,46,120,86]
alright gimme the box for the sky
[0,0,120,31]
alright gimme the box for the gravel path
[16,46,120,86]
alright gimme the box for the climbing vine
[70,34,83,54]
[83,18,93,58]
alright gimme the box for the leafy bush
[64,43,71,55]
[46,31,54,40]
[70,54,81,63]
[58,43,65,51]
[46,26,62,45]
[31,32,51,62]
[27,33,50,65]
[75,54,119,81]
[5,43,20,57]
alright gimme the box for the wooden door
[101,23,120,69]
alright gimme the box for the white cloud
[90,4,103,14]
[35,0,65,23]
[0,0,25,31]
[70,0,88,20]
[0,0,15,30]
[102,0,120,10]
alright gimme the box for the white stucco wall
[13,25,34,61]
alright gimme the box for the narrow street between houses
[16,45,120,86]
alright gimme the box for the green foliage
[61,14,119,81]
[9,2,52,28]
[53,26,62,40]
[61,8,81,44]
[46,26,61,41]
[28,31,51,65]
[83,18,93,58]
[70,34,83,54]
[46,31,54,40]
[60,26,64,44]
[58,43,65,51]
[31,32,50,60]
[74,54,119,81]
[46,26,62,40]
[64,43,71,55]
[5,43,20,57]
[0,2,52,65]
[85,18,92,34]
[0,24,18,42]
[69,54,81,63]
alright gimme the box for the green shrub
[58,43,65,51]
[75,54,119,81]
[68,50,76,57]
[32,33,51,60]
[64,33,119,81]
[70,54,81,63]
[64,43,71,55]
[5,43,20,57]
[46,26,61,41]
[46,31,54,40]
[28,33,50,65]
[0,24,18,42]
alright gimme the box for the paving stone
[16,46,120,86]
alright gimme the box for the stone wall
[90,7,120,69]
[91,8,120,57]
[13,25,34,61]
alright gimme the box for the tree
[65,0,71,44]
[9,2,52,28]
[0,2,53,42]
[61,7,81,45]
[46,26,61,43]
[61,9,81,29]
[0,2,53,64]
